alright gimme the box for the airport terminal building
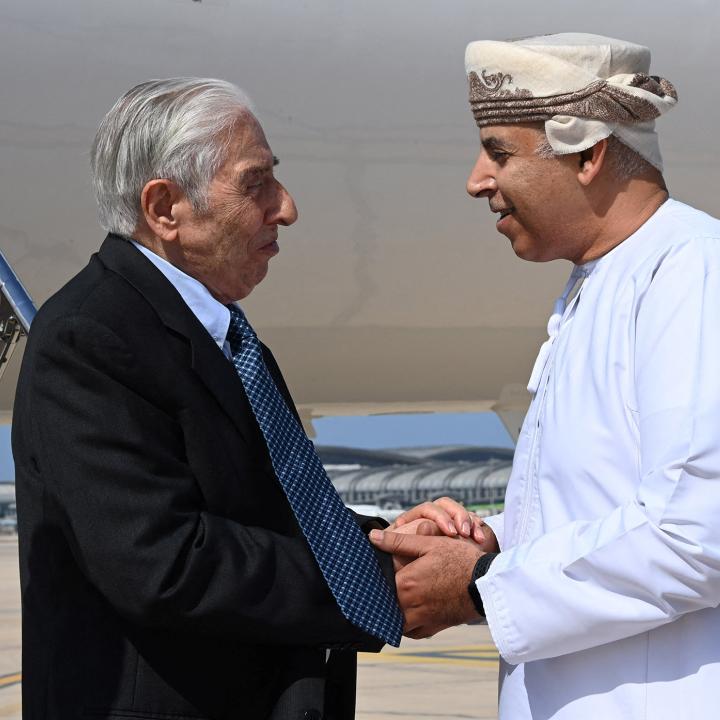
[319,445,511,515]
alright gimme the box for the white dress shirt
[131,241,232,355]
[479,199,720,719]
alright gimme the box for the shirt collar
[130,240,231,352]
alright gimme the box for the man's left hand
[369,530,484,638]
[390,496,488,543]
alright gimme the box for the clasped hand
[370,498,499,639]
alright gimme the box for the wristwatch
[467,553,498,617]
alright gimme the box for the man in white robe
[371,33,720,719]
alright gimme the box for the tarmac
[0,536,499,719]
[0,539,21,719]
[357,624,499,720]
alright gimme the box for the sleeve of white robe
[482,512,505,550]
[477,238,720,665]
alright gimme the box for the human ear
[576,138,608,187]
[140,179,184,242]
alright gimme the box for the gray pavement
[357,624,498,720]
[0,538,21,719]
[0,537,498,719]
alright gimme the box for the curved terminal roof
[319,445,512,508]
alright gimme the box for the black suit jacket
[13,235,392,720]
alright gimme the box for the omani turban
[465,33,677,171]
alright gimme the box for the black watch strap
[467,553,498,617]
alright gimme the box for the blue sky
[0,412,513,482]
[0,425,13,482]
[312,412,513,449]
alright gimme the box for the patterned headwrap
[465,33,677,170]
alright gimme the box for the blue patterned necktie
[226,305,402,646]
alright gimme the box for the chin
[254,263,270,284]
[509,238,532,260]
[509,234,548,262]
[514,249,552,263]
[512,247,536,261]
[243,265,269,296]
[233,262,269,296]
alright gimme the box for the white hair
[91,78,255,236]
[536,133,653,181]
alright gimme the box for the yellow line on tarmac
[361,655,499,668]
[389,644,498,653]
[386,643,497,653]
[368,644,499,656]
[0,673,21,690]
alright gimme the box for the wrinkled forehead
[228,111,268,147]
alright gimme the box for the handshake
[369,497,499,640]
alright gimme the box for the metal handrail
[0,250,36,380]
[0,251,35,334]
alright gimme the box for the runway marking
[360,644,499,668]
[0,673,21,690]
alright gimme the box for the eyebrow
[234,156,280,184]
[481,136,517,153]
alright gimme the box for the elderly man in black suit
[12,78,479,720]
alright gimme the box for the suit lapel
[97,234,257,442]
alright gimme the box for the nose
[270,181,298,226]
[466,150,497,198]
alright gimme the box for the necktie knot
[227,305,256,355]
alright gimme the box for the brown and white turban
[465,33,678,170]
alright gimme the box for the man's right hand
[370,530,485,638]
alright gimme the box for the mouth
[491,206,515,229]
[258,235,280,256]
[492,206,514,220]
